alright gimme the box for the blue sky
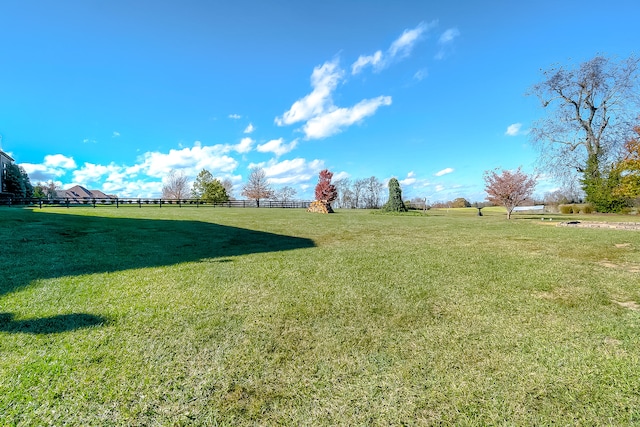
[0,0,637,202]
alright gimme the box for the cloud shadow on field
[0,208,316,332]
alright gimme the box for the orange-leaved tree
[613,124,640,200]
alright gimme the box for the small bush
[559,205,573,214]
[582,204,594,214]
[571,205,581,214]
[620,207,633,215]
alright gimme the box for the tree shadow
[0,209,316,332]
[0,312,107,334]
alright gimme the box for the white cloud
[390,22,431,58]
[434,167,454,177]
[276,58,392,140]
[102,180,163,199]
[332,171,350,181]
[229,114,242,119]
[82,138,97,144]
[102,141,239,196]
[414,68,428,81]
[73,162,122,185]
[435,27,460,60]
[351,50,383,75]
[438,28,460,44]
[303,96,392,139]
[505,123,524,136]
[112,131,121,137]
[20,154,77,181]
[44,154,77,169]
[400,171,417,186]
[139,142,238,178]
[352,21,436,75]
[261,158,325,185]
[234,137,254,153]
[435,184,445,192]
[243,123,255,134]
[275,59,343,126]
[257,138,298,157]
[21,140,245,198]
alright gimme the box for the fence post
[159,199,162,208]
[66,198,70,208]
[116,198,119,208]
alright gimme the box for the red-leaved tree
[315,169,337,203]
[484,167,537,219]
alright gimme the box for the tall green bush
[582,155,628,212]
[382,178,407,212]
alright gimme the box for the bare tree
[221,178,234,199]
[543,187,581,206]
[274,186,297,203]
[353,178,367,208]
[44,180,60,200]
[162,169,189,199]
[333,178,351,208]
[363,176,384,208]
[241,167,274,207]
[484,167,537,219]
[528,55,639,192]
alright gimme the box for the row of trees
[429,198,472,209]
[161,167,392,209]
[159,165,543,219]
[161,169,233,203]
[332,176,385,209]
[161,167,299,207]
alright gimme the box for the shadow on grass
[0,208,315,332]
[0,312,107,334]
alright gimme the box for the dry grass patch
[612,300,640,311]
[597,260,640,273]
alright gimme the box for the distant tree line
[331,176,385,209]
[162,168,233,203]
[429,198,472,209]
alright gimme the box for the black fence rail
[0,197,312,209]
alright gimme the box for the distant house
[56,185,118,202]
[0,149,15,195]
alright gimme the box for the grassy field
[1,206,639,425]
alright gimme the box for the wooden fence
[0,197,312,209]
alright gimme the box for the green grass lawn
[1,206,639,425]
